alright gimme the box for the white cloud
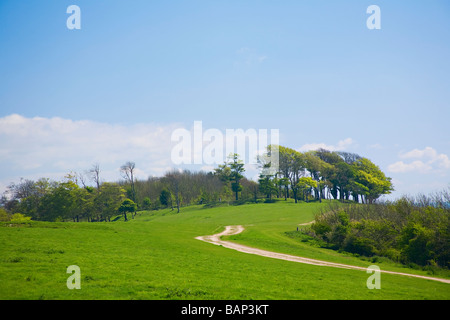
[297,138,355,152]
[388,147,450,173]
[235,47,268,65]
[0,114,182,189]
[387,160,433,173]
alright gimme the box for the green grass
[1,200,449,300]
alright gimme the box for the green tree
[297,177,318,202]
[119,199,137,222]
[258,174,277,200]
[228,154,245,201]
[277,146,307,203]
[95,182,125,221]
[142,197,152,210]
[159,189,171,208]
[353,158,394,203]
[214,154,245,201]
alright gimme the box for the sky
[0,0,449,200]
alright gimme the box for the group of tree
[257,145,394,204]
[0,145,394,222]
[0,156,258,221]
[1,174,130,222]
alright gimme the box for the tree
[353,158,394,203]
[120,161,137,203]
[38,179,78,221]
[142,197,152,210]
[88,163,101,191]
[163,170,184,213]
[119,199,137,222]
[297,177,318,202]
[276,146,306,203]
[95,182,125,221]
[277,146,293,200]
[303,151,331,202]
[159,188,171,208]
[258,174,277,200]
[277,177,289,200]
[228,154,245,201]
[288,150,305,203]
[213,154,245,201]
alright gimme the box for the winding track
[195,225,450,284]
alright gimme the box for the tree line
[0,145,394,222]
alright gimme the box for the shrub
[309,189,450,268]
[343,235,376,256]
[10,213,32,223]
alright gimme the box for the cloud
[297,138,355,152]
[235,47,268,65]
[388,147,450,173]
[387,160,433,173]
[0,114,182,188]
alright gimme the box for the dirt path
[195,225,450,284]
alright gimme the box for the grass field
[1,200,449,300]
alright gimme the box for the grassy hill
[1,200,449,300]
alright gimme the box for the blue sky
[1,0,449,199]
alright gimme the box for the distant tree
[159,188,171,208]
[163,170,185,213]
[258,174,277,200]
[353,158,394,204]
[120,161,137,203]
[88,163,101,191]
[119,199,137,221]
[95,182,125,221]
[228,154,245,201]
[142,197,152,210]
[297,177,318,202]
[214,162,232,183]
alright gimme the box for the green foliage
[0,208,9,221]
[9,213,32,223]
[159,189,171,207]
[310,191,450,268]
[119,199,137,221]
[258,145,393,204]
[214,153,245,201]
[142,197,152,210]
[258,174,277,200]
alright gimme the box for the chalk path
[196,225,450,284]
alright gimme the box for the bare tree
[88,163,101,191]
[120,161,136,203]
[77,171,87,188]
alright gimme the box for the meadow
[1,200,449,300]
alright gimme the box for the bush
[9,213,32,223]
[0,208,9,221]
[400,223,435,266]
[309,190,450,268]
[343,235,376,257]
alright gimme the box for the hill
[1,200,449,300]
